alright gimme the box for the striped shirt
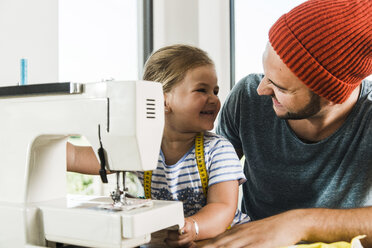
[137,131,250,225]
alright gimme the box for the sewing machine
[0,81,184,248]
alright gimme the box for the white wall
[153,0,231,104]
[153,0,199,48]
[0,0,231,100]
[0,0,58,86]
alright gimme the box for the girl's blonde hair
[143,44,214,93]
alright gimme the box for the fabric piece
[283,235,366,248]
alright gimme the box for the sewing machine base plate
[39,195,184,248]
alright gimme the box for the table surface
[140,230,210,248]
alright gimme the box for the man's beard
[276,91,321,120]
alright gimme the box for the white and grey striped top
[137,131,250,226]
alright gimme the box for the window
[59,0,138,82]
[234,0,371,83]
[59,0,142,196]
[234,0,307,82]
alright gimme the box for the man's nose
[257,80,273,96]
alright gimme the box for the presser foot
[106,171,153,211]
[104,193,153,211]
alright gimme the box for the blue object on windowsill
[20,58,28,85]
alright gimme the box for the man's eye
[197,89,206,92]
[214,90,219,95]
[269,80,287,92]
[274,85,287,93]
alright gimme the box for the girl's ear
[164,93,172,114]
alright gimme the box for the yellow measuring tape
[144,132,208,199]
[195,132,208,197]
[143,170,152,199]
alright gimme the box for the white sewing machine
[0,81,184,248]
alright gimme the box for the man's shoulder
[359,79,372,117]
[361,79,372,99]
[234,73,264,91]
[226,73,265,104]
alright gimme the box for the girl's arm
[166,180,239,246]
[66,142,101,174]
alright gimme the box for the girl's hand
[165,218,198,247]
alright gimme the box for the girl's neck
[161,128,199,165]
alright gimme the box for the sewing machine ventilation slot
[146,98,156,119]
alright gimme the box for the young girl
[139,44,250,247]
[67,44,250,247]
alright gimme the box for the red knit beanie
[269,0,372,103]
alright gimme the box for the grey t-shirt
[216,73,372,221]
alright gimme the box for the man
[205,0,372,247]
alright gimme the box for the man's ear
[321,96,335,106]
[327,101,336,106]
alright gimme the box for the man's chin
[274,110,301,120]
[273,108,289,119]
[276,114,292,120]
[275,112,312,120]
